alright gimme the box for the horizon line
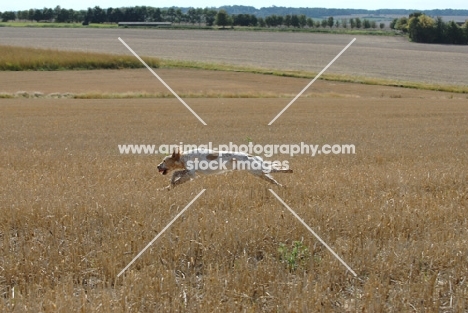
[3,5,468,12]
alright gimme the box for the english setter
[157,149,292,189]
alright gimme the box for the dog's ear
[171,148,181,161]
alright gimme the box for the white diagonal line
[117,189,206,277]
[268,189,357,277]
[118,37,207,126]
[268,38,356,125]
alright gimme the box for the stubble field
[1,29,468,312]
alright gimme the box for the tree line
[391,13,468,44]
[221,5,468,19]
[3,6,468,24]
[0,6,386,30]
[259,15,384,29]
[0,7,218,25]
[1,6,467,45]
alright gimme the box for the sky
[1,0,466,11]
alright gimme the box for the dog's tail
[269,169,293,173]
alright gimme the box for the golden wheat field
[1,66,468,312]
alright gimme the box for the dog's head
[157,150,184,175]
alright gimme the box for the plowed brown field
[1,28,468,86]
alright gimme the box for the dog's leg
[261,173,283,187]
[170,170,195,188]
[249,171,283,187]
[269,169,293,173]
[158,170,193,191]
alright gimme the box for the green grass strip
[0,22,118,28]
[160,59,468,94]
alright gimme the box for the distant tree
[236,13,245,26]
[390,18,398,29]
[355,17,362,28]
[395,17,408,32]
[434,17,446,42]
[380,22,385,29]
[250,14,258,26]
[75,10,86,23]
[265,14,284,27]
[363,19,371,29]
[187,8,198,25]
[408,14,435,43]
[17,10,30,21]
[175,8,183,24]
[277,15,284,26]
[108,7,124,23]
[139,7,149,22]
[335,19,340,28]
[203,8,217,26]
[1,11,16,22]
[92,6,106,23]
[463,20,468,43]
[32,9,44,22]
[28,9,34,21]
[341,18,348,28]
[232,13,243,26]
[258,17,266,27]
[194,8,203,25]
[243,14,252,26]
[166,7,176,22]
[291,14,300,28]
[83,8,94,24]
[215,10,231,28]
[349,18,355,28]
[446,20,464,44]
[42,7,54,21]
[284,15,292,27]
[370,20,377,28]
[32,8,54,22]
[145,7,154,21]
[321,19,327,28]
[298,14,307,28]
[56,7,72,22]
[54,5,61,20]
[327,16,334,28]
[160,9,167,21]
[396,13,468,44]
[409,12,423,19]
[306,17,314,28]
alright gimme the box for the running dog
[157,149,292,189]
